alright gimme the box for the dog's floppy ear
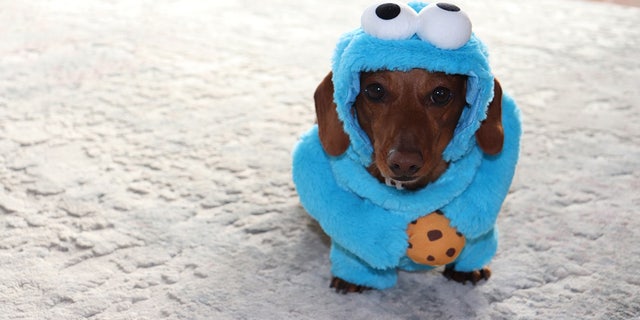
[476,78,504,155]
[315,72,350,156]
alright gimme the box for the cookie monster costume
[292,1,521,290]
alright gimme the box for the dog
[292,1,521,294]
[313,69,504,293]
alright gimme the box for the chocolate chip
[427,230,443,241]
[427,255,435,261]
[446,248,456,257]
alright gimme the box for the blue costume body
[292,2,521,289]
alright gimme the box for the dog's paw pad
[330,277,371,294]
[443,266,491,285]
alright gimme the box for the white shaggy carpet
[1,0,639,319]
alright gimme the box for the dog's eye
[364,83,386,101]
[361,2,418,40]
[416,3,472,50]
[430,87,452,106]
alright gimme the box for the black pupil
[436,3,461,12]
[375,3,401,20]
[365,84,385,100]
[432,87,451,105]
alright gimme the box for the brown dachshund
[314,69,504,292]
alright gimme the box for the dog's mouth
[383,176,419,191]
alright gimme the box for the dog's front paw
[442,265,491,285]
[330,277,372,294]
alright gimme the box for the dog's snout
[387,149,423,178]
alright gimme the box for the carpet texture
[0,1,638,319]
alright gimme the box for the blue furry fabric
[292,1,521,289]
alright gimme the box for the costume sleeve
[443,95,521,239]
[292,126,410,270]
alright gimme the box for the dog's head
[316,69,503,190]
[314,2,504,190]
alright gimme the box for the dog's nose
[387,149,423,178]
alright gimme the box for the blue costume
[292,2,521,289]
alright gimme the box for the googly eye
[416,3,472,50]
[361,2,418,40]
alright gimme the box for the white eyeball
[416,3,472,50]
[361,2,418,40]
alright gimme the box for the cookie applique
[406,212,465,266]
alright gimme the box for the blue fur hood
[334,1,494,165]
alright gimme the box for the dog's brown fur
[314,69,504,292]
